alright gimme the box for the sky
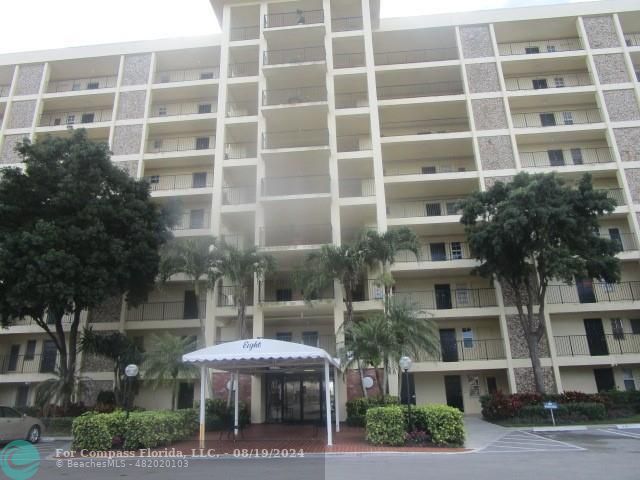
[0,0,598,55]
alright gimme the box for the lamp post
[124,364,139,419]
[399,356,412,432]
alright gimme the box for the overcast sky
[0,0,597,55]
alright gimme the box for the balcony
[268,335,337,356]
[555,333,640,357]
[0,85,10,97]
[0,354,59,375]
[264,9,324,29]
[262,86,327,106]
[395,241,471,263]
[426,339,506,362]
[387,197,464,219]
[146,135,215,154]
[144,172,213,192]
[262,129,329,150]
[519,147,613,168]
[374,47,458,66]
[263,47,326,66]
[125,300,206,321]
[339,178,376,198]
[498,38,582,56]
[380,118,469,137]
[600,232,637,252]
[332,16,363,32]
[154,67,219,84]
[222,186,256,205]
[224,142,257,160]
[260,224,332,247]
[260,277,334,303]
[172,209,211,231]
[38,109,112,127]
[335,91,368,109]
[603,187,625,206]
[377,81,464,101]
[511,108,601,128]
[384,158,474,176]
[228,62,259,78]
[624,32,640,47]
[46,76,117,93]
[226,101,258,117]
[505,72,592,91]
[393,287,498,309]
[150,100,217,118]
[218,285,254,307]
[262,175,330,197]
[230,25,260,42]
[337,134,371,152]
[334,52,366,69]
[547,281,640,305]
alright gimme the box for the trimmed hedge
[516,403,606,424]
[365,406,406,446]
[72,409,197,451]
[346,396,399,427]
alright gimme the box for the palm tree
[143,333,198,410]
[35,368,94,416]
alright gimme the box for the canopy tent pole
[234,370,239,438]
[334,365,340,432]
[324,359,333,446]
[199,364,206,449]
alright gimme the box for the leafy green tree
[0,130,172,410]
[458,172,620,393]
[143,333,198,410]
[80,328,143,407]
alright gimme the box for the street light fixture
[399,356,413,432]
[124,364,139,418]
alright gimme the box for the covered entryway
[182,339,341,446]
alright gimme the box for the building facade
[1,0,640,419]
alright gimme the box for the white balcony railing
[149,100,217,118]
[387,198,465,218]
[505,72,592,91]
[498,37,582,56]
[47,76,117,93]
[146,135,215,154]
[154,67,220,84]
[511,108,601,128]
[39,109,112,127]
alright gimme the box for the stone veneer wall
[14,64,44,96]
[117,91,147,120]
[346,368,383,400]
[122,54,152,86]
[90,296,122,323]
[603,90,640,122]
[583,16,620,49]
[466,63,501,93]
[615,127,640,162]
[472,98,508,130]
[514,367,556,394]
[459,25,494,59]
[0,134,27,164]
[484,176,514,189]
[210,372,252,407]
[112,125,143,156]
[477,136,516,170]
[624,168,640,203]
[506,314,550,359]
[593,54,630,84]
[113,160,139,178]
[7,100,36,129]
[79,380,114,406]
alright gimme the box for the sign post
[543,401,558,426]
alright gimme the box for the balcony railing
[0,85,11,97]
[519,147,613,168]
[555,333,640,356]
[377,81,464,100]
[395,241,471,263]
[38,109,112,127]
[263,46,326,66]
[334,52,366,68]
[264,9,324,28]
[547,281,640,304]
[262,86,327,106]
[384,158,473,176]
[380,117,469,137]
[335,91,368,109]
[602,188,625,206]
[260,224,332,247]
[599,232,637,251]
[47,75,117,93]
[126,300,206,321]
[625,33,640,47]
[505,72,592,91]
[261,279,334,303]
[150,100,217,117]
[393,287,498,309]
[146,135,215,154]
[0,353,60,374]
[230,25,260,41]
[226,101,258,117]
[332,16,363,32]
[224,142,257,160]
[339,178,376,197]
[172,210,211,231]
[337,134,372,152]
[512,108,601,128]
[374,47,458,66]
[262,175,330,196]
[498,37,582,56]
[228,62,259,78]
[222,186,256,205]
[425,339,506,361]
[155,67,220,84]
[387,198,465,218]
[218,285,254,307]
[144,172,213,191]
[262,129,329,149]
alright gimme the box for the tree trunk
[194,281,206,347]
[525,331,546,393]
[382,358,389,396]
[373,366,383,396]
[171,378,178,410]
[357,359,367,398]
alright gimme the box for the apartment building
[1,0,640,420]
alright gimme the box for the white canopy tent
[182,339,342,447]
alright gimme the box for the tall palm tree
[143,333,198,410]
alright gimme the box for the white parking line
[477,430,585,454]
[599,428,640,439]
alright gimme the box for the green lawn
[491,414,640,428]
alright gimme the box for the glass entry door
[265,374,324,423]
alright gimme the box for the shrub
[365,405,405,446]
[412,405,465,447]
[40,417,74,435]
[346,396,399,427]
[204,398,250,431]
[518,402,606,423]
[72,412,112,451]
[96,390,116,405]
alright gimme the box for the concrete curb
[532,426,588,432]
[616,424,640,430]
[42,437,72,442]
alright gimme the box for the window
[623,369,636,391]
[148,175,160,185]
[192,172,207,188]
[562,111,574,125]
[195,137,210,150]
[462,328,474,348]
[302,331,319,347]
[158,106,167,117]
[200,72,214,80]
[71,82,81,91]
[486,377,498,394]
[189,209,205,229]
[525,46,540,54]
[532,79,548,89]
[53,118,62,126]
[611,318,625,340]
[81,113,95,124]
[425,203,441,216]
[450,242,463,260]
[275,332,292,342]
[547,149,565,166]
[446,202,460,215]
[455,285,471,307]
[1,407,22,418]
[25,340,36,361]
[153,139,163,150]
[554,77,565,88]
[570,148,583,165]
[198,103,212,114]
[631,319,640,334]
[16,385,29,407]
[87,81,99,90]
[546,45,557,53]
[66,114,76,125]
[421,166,437,174]
[540,113,556,127]
[468,375,481,397]
[8,345,20,371]
[430,243,447,261]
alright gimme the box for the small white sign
[125,364,139,377]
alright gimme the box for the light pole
[399,356,412,432]
[124,364,139,418]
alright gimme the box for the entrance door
[183,290,198,319]
[430,243,447,261]
[177,382,194,409]
[540,113,556,127]
[40,341,57,373]
[302,375,322,421]
[439,329,459,362]
[576,278,596,303]
[7,345,20,372]
[594,368,615,392]
[266,374,324,423]
[284,377,302,422]
[608,228,623,251]
[444,375,464,411]
[435,284,452,309]
[584,318,609,356]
